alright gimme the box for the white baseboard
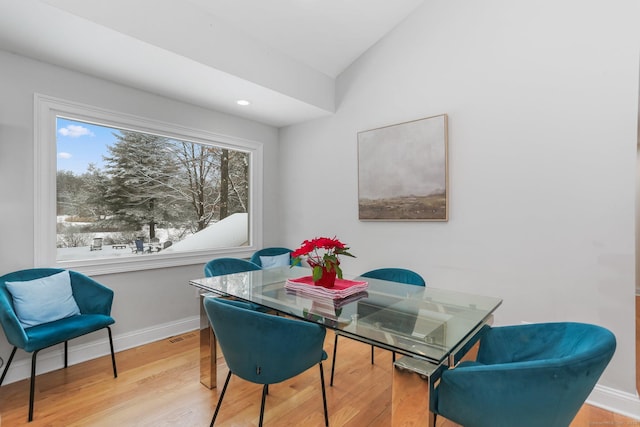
[0,315,199,385]
[587,383,640,421]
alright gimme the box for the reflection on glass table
[189,266,501,427]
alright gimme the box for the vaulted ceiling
[0,0,424,127]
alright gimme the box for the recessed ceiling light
[236,99,251,106]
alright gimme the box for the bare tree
[172,142,221,231]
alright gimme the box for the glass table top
[189,266,502,365]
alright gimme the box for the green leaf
[312,265,322,281]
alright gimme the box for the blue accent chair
[434,322,617,427]
[203,297,329,426]
[360,268,426,287]
[330,267,425,386]
[0,268,117,422]
[204,257,261,277]
[249,247,293,268]
[204,258,268,312]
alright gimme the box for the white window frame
[34,94,263,275]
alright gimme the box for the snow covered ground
[56,213,248,261]
[57,243,144,261]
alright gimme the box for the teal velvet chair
[204,258,267,312]
[204,257,261,277]
[203,297,329,426]
[330,267,425,386]
[249,247,293,268]
[434,322,616,427]
[360,268,426,287]
[0,268,117,422]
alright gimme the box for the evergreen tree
[82,164,112,220]
[103,131,181,239]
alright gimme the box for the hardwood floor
[0,329,637,426]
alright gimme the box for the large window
[35,95,263,274]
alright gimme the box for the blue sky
[56,118,120,175]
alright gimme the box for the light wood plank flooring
[0,329,637,426]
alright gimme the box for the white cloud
[58,152,72,159]
[58,125,95,138]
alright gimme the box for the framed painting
[357,114,448,221]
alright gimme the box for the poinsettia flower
[290,236,355,280]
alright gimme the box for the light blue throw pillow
[260,253,290,269]
[6,270,81,328]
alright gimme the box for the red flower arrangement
[291,236,356,286]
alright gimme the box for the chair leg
[371,345,375,364]
[0,346,17,386]
[319,362,329,427]
[28,349,41,422]
[259,384,268,427]
[210,371,232,427]
[107,326,118,378]
[392,351,396,363]
[17,327,117,423]
[330,333,339,386]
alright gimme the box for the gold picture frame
[358,114,448,221]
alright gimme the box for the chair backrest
[249,247,293,268]
[355,268,425,337]
[435,322,616,427]
[162,240,172,249]
[0,269,64,348]
[203,297,326,384]
[477,322,615,365]
[204,257,261,277]
[0,268,114,350]
[359,268,426,286]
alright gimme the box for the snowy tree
[219,148,229,219]
[227,149,249,215]
[103,131,181,239]
[99,130,250,238]
[57,170,86,217]
[171,142,221,231]
[83,164,111,220]
[171,141,249,230]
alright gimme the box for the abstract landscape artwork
[357,114,448,221]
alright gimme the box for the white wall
[637,67,640,295]
[0,50,281,382]
[280,0,640,417]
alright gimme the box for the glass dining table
[189,266,502,427]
